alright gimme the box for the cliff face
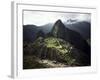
[51,19,67,38]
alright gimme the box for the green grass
[44,37,69,54]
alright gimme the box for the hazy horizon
[23,10,91,26]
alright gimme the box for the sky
[23,10,91,26]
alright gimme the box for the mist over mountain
[40,23,53,34]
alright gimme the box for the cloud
[23,10,91,26]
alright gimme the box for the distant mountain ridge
[23,24,53,42]
[65,21,90,39]
[23,21,90,42]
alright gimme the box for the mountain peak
[55,19,63,25]
[53,19,66,29]
[51,19,66,38]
